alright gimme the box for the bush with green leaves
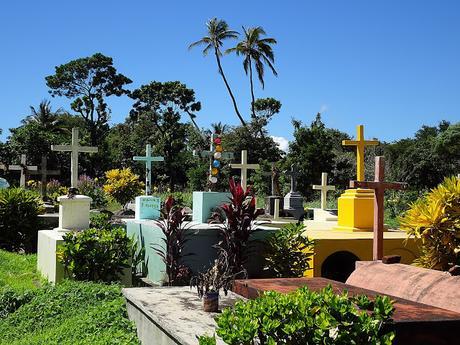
[264,223,314,278]
[200,286,395,345]
[89,211,113,230]
[0,280,139,345]
[0,188,44,253]
[77,175,108,209]
[0,288,37,319]
[58,227,133,283]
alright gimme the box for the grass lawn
[0,250,139,345]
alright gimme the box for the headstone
[192,191,230,223]
[230,150,260,191]
[8,154,38,187]
[283,164,304,220]
[335,125,380,232]
[312,172,335,210]
[29,156,60,196]
[37,193,92,284]
[133,144,164,195]
[350,156,407,260]
[135,195,161,221]
[264,162,284,216]
[51,127,98,188]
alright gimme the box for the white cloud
[271,136,289,153]
[319,104,329,113]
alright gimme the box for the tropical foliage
[400,176,460,270]
[199,286,395,345]
[103,168,144,209]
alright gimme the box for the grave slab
[233,277,460,345]
[135,196,161,220]
[192,191,230,223]
[123,287,245,345]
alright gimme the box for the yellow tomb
[335,125,378,232]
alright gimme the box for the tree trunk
[214,49,246,127]
[248,57,256,119]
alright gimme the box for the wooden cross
[312,172,335,210]
[29,156,60,196]
[343,125,379,181]
[285,164,300,193]
[51,128,98,188]
[350,156,407,260]
[133,144,164,195]
[230,150,260,191]
[9,154,38,188]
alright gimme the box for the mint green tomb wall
[126,219,278,285]
[192,192,231,223]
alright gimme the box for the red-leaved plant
[213,178,265,275]
[152,196,193,286]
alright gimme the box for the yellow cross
[342,125,379,181]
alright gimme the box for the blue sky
[0,0,459,148]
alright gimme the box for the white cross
[133,144,164,195]
[312,172,335,210]
[230,150,260,191]
[51,128,98,188]
[29,156,60,196]
[9,154,38,188]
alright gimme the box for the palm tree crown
[227,26,278,118]
[189,18,246,126]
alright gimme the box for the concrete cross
[350,156,407,260]
[285,164,300,193]
[51,128,98,188]
[133,144,164,195]
[230,150,260,191]
[343,125,379,181]
[9,154,38,188]
[29,156,60,196]
[312,172,335,210]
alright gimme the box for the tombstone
[311,172,337,222]
[230,150,260,191]
[283,164,304,220]
[8,154,38,187]
[132,144,164,221]
[264,163,284,216]
[335,125,379,232]
[350,156,407,259]
[29,156,60,196]
[51,127,98,188]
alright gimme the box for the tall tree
[227,26,278,118]
[129,81,201,190]
[189,18,246,126]
[22,100,65,132]
[45,53,132,146]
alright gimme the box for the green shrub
[0,188,44,253]
[77,175,108,209]
[58,227,133,283]
[104,168,144,209]
[0,280,139,345]
[264,223,314,278]
[205,286,395,345]
[89,211,113,230]
[0,288,37,318]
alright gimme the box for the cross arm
[30,169,60,175]
[342,140,358,146]
[51,145,72,152]
[79,146,98,153]
[350,180,408,190]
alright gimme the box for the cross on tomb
[8,154,38,188]
[195,133,234,160]
[343,125,379,182]
[285,164,301,193]
[230,150,260,191]
[51,128,98,188]
[350,156,407,260]
[29,156,60,196]
[261,162,280,196]
[133,144,164,195]
[312,172,336,210]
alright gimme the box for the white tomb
[37,195,92,283]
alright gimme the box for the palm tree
[23,100,63,131]
[189,18,246,126]
[227,26,278,119]
[211,121,229,135]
